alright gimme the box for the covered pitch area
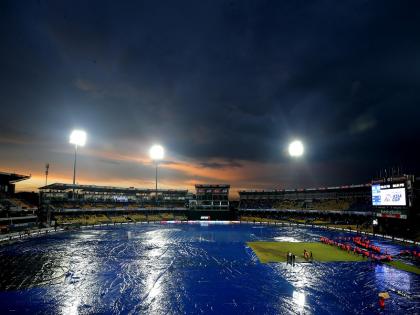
[0,223,418,314]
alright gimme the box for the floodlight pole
[72,144,78,199]
[45,163,49,186]
[155,161,158,204]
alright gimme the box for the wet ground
[0,223,419,314]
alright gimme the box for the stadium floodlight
[69,130,87,198]
[149,145,164,203]
[69,130,87,147]
[288,140,304,157]
[149,144,164,161]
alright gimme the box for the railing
[1,219,418,247]
[238,208,373,215]
[237,220,419,246]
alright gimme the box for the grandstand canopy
[195,184,230,196]
[0,171,30,184]
[39,183,188,194]
[195,184,230,188]
[238,183,370,195]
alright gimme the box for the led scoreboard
[371,175,413,220]
[371,183,406,206]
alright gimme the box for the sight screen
[372,183,406,206]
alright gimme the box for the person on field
[379,296,385,309]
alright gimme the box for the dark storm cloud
[199,161,243,170]
[1,0,420,188]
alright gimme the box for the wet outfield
[0,223,419,314]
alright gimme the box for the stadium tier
[39,183,235,226]
[239,184,373,215]
[190,184,230,209]
[39,183,189,210]
[238,175,420,240]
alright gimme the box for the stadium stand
[0,172,37,233]
[238,184,374,230]
[239,184,372,213]
[38,183,191,227]
[190,184,230,209]
[38,183,235,227]
[40,183,189,210]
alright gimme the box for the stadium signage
[376,211,407,219]
[113,196,129,202]
[371,183,406,206]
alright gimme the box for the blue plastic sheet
[0,224,419,314]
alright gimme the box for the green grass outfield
[248,242,364,263]
[385,261,420,275]
[248,242,420,275]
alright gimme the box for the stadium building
[39,183,188,208]
[189,184,230,209]
[0,172,37,233]
[239,184,372,214]
[39,183,236,225]
[2,170,417,239]
[238,174,420,239]
[38,183,190,226]
[0,171,30,195]
[238,184,372,227]
[371,174,420,239]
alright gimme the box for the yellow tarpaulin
[378,292,390,299]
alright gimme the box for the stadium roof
[195,184,230,188]
[39,183,188,194]
[238,183,371,194]
[0,171,30,184]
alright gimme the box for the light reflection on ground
[274,236,301,242]
[0,224,419,314]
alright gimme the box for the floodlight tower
[149,144,164,203]
[45,163,50,186]
[69,130,87,198]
